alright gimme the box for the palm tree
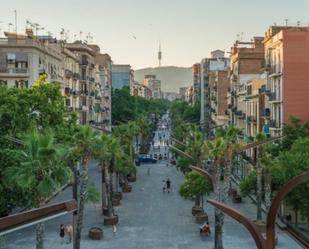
[93,134,122,219]
[204,126,240,249]
[137,116,152,154]
[5,130,71,249]
[74,125,97,249]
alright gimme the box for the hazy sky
[1,0,309,69]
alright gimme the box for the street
[3,115,302,249]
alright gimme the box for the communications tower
[158,41,162,67]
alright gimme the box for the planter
[104,215,119,225]
[253,220,278,244]
[195,212,208,224]
[114,192,122,200]
[112,197,121,206]
[88,227,103,240]
[102,206,109,215]
[228,188,237,197]
[192,206,204,216]
[232,194,242,203]
[122,184,132,193]
[127,175,136,182]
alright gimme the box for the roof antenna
[284,19,288,27]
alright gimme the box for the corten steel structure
[193,167,309,249]
[0,200,77,236]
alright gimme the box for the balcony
[65,69,73,78]
[259,85,271,94]
[72,90,80,96]
[73,73,80,80]
[261,59,271,71]
[269,119,281,129]
[262,108,270,118]
[65,87,72,95]
[0,67,29,76]
[268,92,281,103]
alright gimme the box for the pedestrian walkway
[3,115,302,249]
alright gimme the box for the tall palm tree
[204,126,240,249]
[5,130,71,249]
[74,125,97,249]
[137,116,152,154]
[93,134,122,218]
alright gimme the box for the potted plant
[86,183,104,240]
[179,171,212,223]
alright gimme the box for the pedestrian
[59,224,65,244]
[65,224,73,244]
[147,168,150,176]
[166,178,171,193]
[113,225,117,237]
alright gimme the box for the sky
[1,0,309,69]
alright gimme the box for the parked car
[138,154,157,164]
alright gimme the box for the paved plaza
[2,125,302,249]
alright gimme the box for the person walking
[59,224,65,244]
[166,178,171,193]
[113,225,117,237]
[65,224,73,244]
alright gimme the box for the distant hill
[134,66,192,93]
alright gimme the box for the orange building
[263,26,309,136]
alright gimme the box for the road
[2,114,302,249]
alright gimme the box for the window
[7,53,16,63]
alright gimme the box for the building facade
[112,64,134,89]
[228,37,264,134]
[263,26,309,136]
[143,74,162,99]
[0,30,63,88]
[200,50,229,133]
[192,63,201,104]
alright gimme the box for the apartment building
[245,79,266,138]
[263,26,309,136]
[89,45,112,132]
[132,81,152,99]
[61,47,80,113]
[200,50,229,133]
[143,74,162,99]
[229,37,264,134]
[0,30,63,88]
[210,71,230,126]
[192,63,201,104]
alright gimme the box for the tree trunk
[101,163,107,211]
[256,162,263,221]
[214,162,224,249]
[74,157,89,249]
[194,195,201,207]
[264,170,272,213]
[36,223,44,249]
[105,164,114,217]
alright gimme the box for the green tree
[74,126,97,249]
[4,130,71,249]
[179,171,212,209]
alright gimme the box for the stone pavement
[2,119,302,249]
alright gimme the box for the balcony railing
[268,92,280,102]
[73,73,80,80]
[0,67,29,74]
[269,119,280,129]
[262,108,270,117]
[65,69,73,78]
